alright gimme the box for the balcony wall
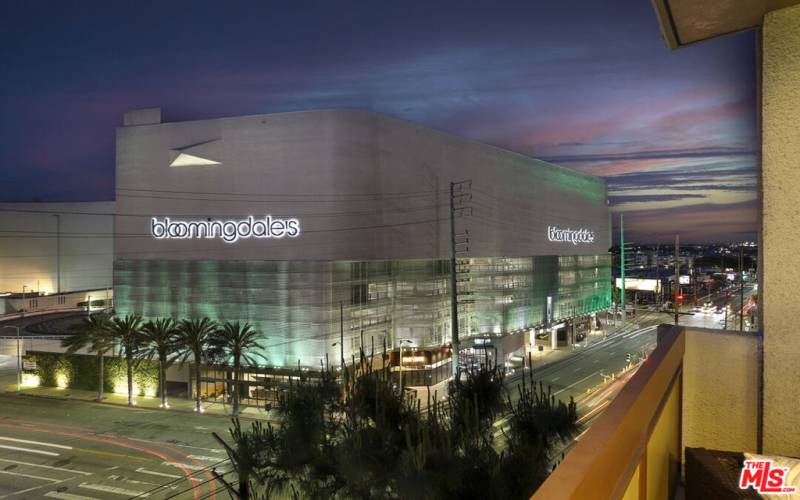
[762,2,800,458]
[532,325,761,500]
[682,327,760,459]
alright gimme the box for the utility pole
[739,245,745,331]
[620,214,625,323]
[674,235,680,325]
[449,180,472,379]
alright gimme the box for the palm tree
[141,318,179,408]
[109,314,145,406]
[209,321,266,416]
[175,317,217,412]
[63,314,113,401]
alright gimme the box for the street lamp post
[1,326,21,392]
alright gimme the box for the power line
[118,186,447,199]
[0,202,446,219]
[0,217,448,239]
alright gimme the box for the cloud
[609,193,707,204]
[539,147,755,164]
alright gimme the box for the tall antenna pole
[620,214,625,323]
[674,234,680,325]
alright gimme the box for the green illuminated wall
[114,255,611,368]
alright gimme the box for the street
[0,394,233,499]
[0,285,756,498]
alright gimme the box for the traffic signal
[625,353,631,364]
[676,294,684,301]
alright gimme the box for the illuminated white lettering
[546,226,595,245]
[150,216,301,242]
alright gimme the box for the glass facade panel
[114,255,611,368]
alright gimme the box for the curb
[5,390,272,422]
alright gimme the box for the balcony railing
[533,324,761,500]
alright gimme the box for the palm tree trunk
[194,358,201,412]
[239,471,249,500]
[98,351,105,401]
[233,357,240,416]
[160,357,167,408]
[127,352,134,405]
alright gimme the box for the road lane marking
[0,468,59,481]
[554,371,601,396]
[0,436,73,450]
[126,437,225,454]
[75,448,150,462]
[551,376,560,382]
[0,444,59,456]
[45,491,99,500]
[107,474,158,486]
[77,482,148,497]
[626,328,656,340]
[0,458,92,475]
[187,455,225,462]
[162,461,205,470]
[573,367,581,372]
[0,475,79,499]
[135,467,181,479]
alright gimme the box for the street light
[398,339,414,394]
[1,325,21,392]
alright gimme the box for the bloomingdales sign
[547,226,595,245]
[151,216,300,243]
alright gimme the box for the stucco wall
[115,109,609,262]
[762,3,800,457]
[682,327,760,457]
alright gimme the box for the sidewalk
[0,370,276,421]
[0,320,653,421]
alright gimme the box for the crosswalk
[0,430,230,499]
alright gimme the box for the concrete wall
[115,109,609,262]
[761,3,800,457]
[0,202,114,294]
[682,327,760,457]
[3,289,112,317]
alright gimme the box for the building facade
[112,108,611,370]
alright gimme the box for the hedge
[23,351,159,396]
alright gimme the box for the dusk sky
[0,0,757,244]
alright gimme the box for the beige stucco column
[761,3,800,458]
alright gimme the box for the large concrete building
[1,108,611,391]
[0,202,114,314]
[113,108,611,378]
